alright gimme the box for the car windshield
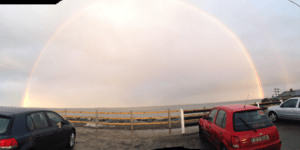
[0,117,11,135]
[233,110,273,132]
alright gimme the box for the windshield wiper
[238,116,257,132]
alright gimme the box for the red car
[199,104,282,150]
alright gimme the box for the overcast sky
[1,0,299,108]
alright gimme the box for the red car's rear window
[233,110,273,132]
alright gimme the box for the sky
[0,0,299,108]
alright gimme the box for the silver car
[266,97,300,122]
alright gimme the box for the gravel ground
[58,119,300,150]
[70,127,215,150]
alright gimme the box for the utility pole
[274,88,280,97]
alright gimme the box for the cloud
[0,69,27,106]
[22,0,263,108]
[3,0,299,107]
[190,0,300,94]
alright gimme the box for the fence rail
[55,101,282,131]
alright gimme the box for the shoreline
[21,99,261,110]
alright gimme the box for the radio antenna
[244,95,249,108]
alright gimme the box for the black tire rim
[269,112,277,121]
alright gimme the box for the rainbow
[175,1,264,98]
[22,0,264,107]
[242,3,290,91]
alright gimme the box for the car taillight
[0,138,18,148]
[231,136,240,149]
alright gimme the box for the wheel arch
[268,111,279,118]
[220,141,228,150]
[71,127,76,136]
[220,135,231,150]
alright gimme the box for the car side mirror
[62,120,69,125]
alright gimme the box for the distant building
[261,97,280,103]
[277,88,300,100]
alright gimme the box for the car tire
[198,125,206,141]
[269,112,278,122]
[66,130,76,149]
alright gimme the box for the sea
[37,99,262,118]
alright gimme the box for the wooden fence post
[256,102,260,108]
[130,110,133,131]
[95,110,98,129]
[64,109,67,120]
[168,109,171,129]
[180,109,185,134]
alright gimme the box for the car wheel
[269,112,278,122]
[198,125,206,141]
[66,130,76,149]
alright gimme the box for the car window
[215,110,226,128]
[221,113,226,129]
[207,109,218,123]
[46,112,63,127]
[282,99,298,108]
[233,110,273,132]
[0,117,10,134]
[31,112,49,129]
[27,115,35,130]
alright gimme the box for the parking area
[65,119,300,150]
[71,126,210,150]
[274,119,300,150]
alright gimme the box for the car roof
[0,107,49,116]
[215,104,260,112]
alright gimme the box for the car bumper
[0,146,19,150]
[227,139,282,150]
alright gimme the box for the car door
[277,99,298,119]
[203,109,218,142]
[294,99,300,120]
[212,109,226,148]
[45,111,70,147]
[27,112,57,150]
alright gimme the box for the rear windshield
[0,117,11,135]
[233,110,273,132]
